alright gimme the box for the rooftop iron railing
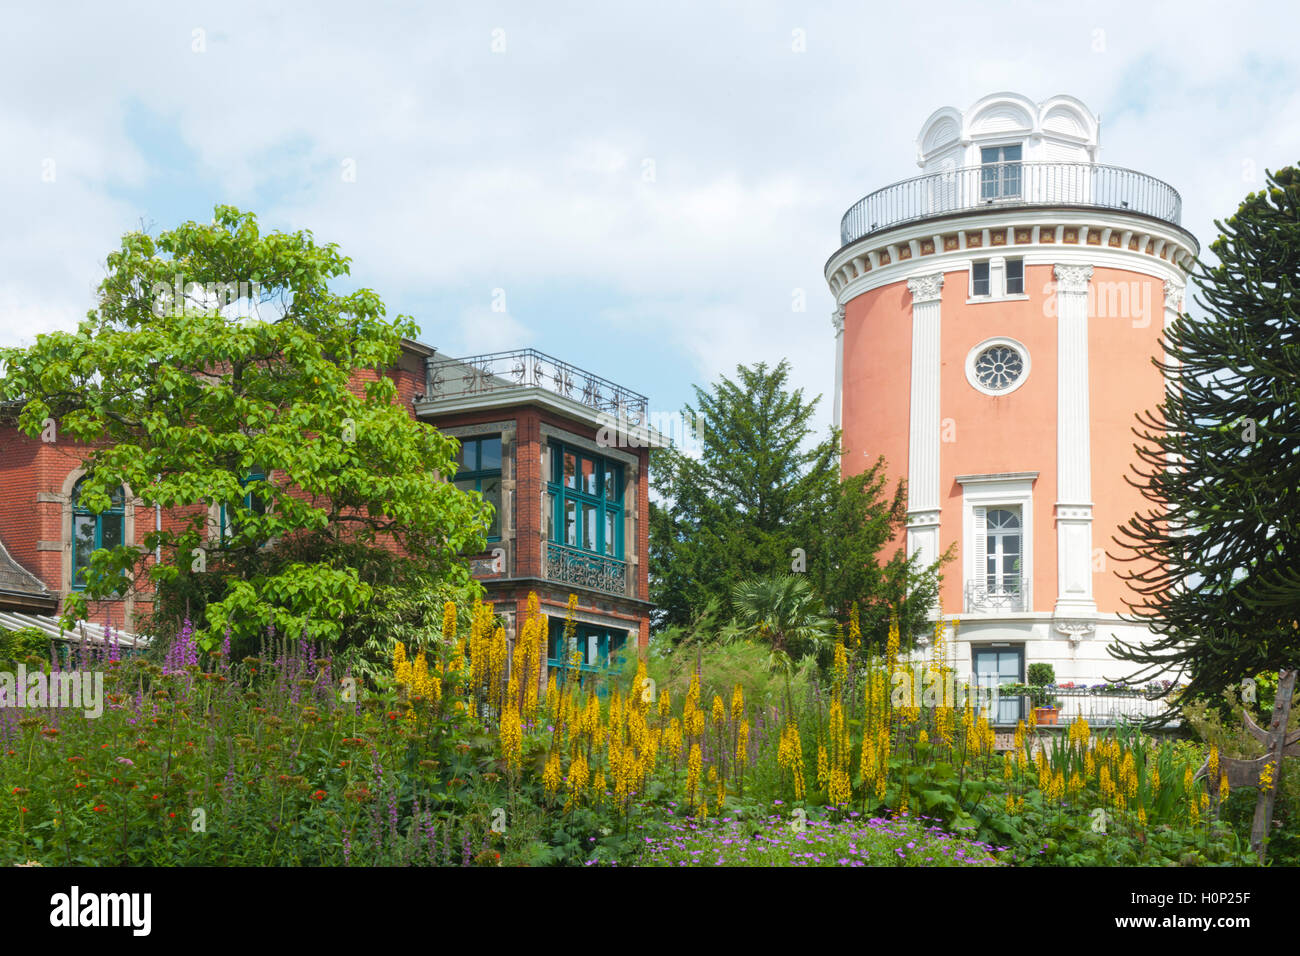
[425,349,649,425]
[839,161,1183,246]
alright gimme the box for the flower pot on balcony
[1034,706,1059,726]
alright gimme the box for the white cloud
[0,0,1297,435]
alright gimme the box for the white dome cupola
[915,92,1101,174]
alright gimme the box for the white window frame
[965,336,1031,396]
[956,473,1037,615]
[967,255,1030,303]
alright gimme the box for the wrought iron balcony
[964,574,1030,614]
[425,348,649,425]
[545,542,628,597]
[839,162,1183,246]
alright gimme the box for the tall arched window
[984,507,1021,594]
[72,478,125,590]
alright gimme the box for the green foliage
[649,360,837,629]
[730,573,833,667]
[1113,165,1300,697]
[812,460,945,641]
[1183,677,1300,863]
[0,206,489,658]
[628,630,817,713]
[0,627,51,665]
[648,360,943,647]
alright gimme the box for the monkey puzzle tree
[1113,165,1300,701]
[0,206,489,656]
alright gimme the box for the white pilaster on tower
[1054,263,1097,618]
[831,305,845,431]
[906,272,944,581]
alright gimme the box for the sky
[1,0,1298,439]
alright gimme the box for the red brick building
[0,340,661,671]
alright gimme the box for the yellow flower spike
[711,694,725,727]
[731,683,744,723]
[735,719,749,768]
[500,708,523,772]
[1219,771,1229,800]
[1208,745,1219,781]
[686,743,702,805]
[659,687,671,720]
[1260,761,1275,792]
[442,601,458,643]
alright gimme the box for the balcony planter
[1033,706,1060,726]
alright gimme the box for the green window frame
[71,478,125,591]
[453,436,502,541]
[219,466,269,545]
[546,618,628,673]
[545,441,622,559]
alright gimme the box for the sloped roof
[0,610,149,648]
[0,535,55,611]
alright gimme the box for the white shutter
[972,506,987,598]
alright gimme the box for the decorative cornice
[1053,263,1094,294]
[906,272,944,304]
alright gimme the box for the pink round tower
[826,93,1197,702]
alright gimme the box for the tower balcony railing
[964,573,1030,614]
[839,162,1183,246]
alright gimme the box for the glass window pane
[1006,259,1024,294]
[581,458,597,495]
[564,453,577,489]
[454,478,476,495]
[605,465,619,501]
[100,514,124,552]
[482,477,501,538]
[999,654,1020,678]
[544,492,556,542]
[453,440,468,469]
[981,147,1000,164]
[74,515,95,587]
[972,261,990,296]
[479,437,501,471]
[1003,145,1022,161]
[564,500,577,546]
[582,503,598,551]
[605,511,617,556]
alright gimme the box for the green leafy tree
[0,206,489,655]
[730,573,833,675]
[812,459,944,645]
[649,360,837,630]
[650,360,943,645]
[1113,165,1300,699]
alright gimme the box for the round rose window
[973,344,1025,391]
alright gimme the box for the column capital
[906,272,944,304]
[1163,278,1185,310]
[1053,263,1094,294]
[831,304,845,334]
